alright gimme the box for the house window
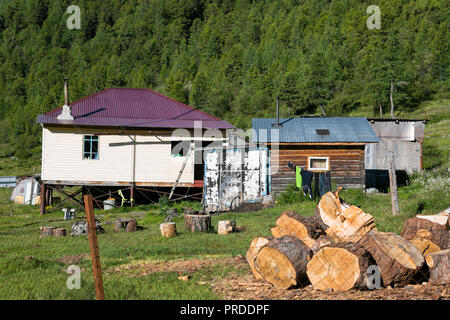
[83,136,99,160]
[307,156,329,171]
[171,140,190,157]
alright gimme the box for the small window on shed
[171,140,190,157]
[307,156,329,171]
[83,135,99,160]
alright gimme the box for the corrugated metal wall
[204,148,269,211]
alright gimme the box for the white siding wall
[42,127,195,184]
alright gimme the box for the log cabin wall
[270,144,365,194]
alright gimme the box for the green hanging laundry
[296,166,302,189]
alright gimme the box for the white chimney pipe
[57,78,74,120]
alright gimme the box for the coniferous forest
[0,0,448,161]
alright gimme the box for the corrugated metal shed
[37,88,234,130]
[252,117,379,143]
[0,176,16,188]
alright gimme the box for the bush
[276,183,309,205]
[406,168,450,212]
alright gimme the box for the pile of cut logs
[247,188,449,292]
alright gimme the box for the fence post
[83,194,105,300]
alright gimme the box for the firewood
[246,236,272,280]
[425,249,450,285]
[255,236,312,289]
[271,210,322,248]
[315,190,376,243]
[401,217,448,250]
[218,220,235,235]
[311,235,334,254]
[408,237,441,256]
[160,222,177,238]
[306,242,374,292]
[40,226,56,237]
[185,214,211,232]
[358,230,424,287]
[53,228,66,237]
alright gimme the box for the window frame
[82,135,99,160]
[171,140,190,158]
[307,156,329,171]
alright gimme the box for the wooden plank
[42,180,196,187]
[83,194,105,300]
[388,152,400,216]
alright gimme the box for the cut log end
[254,236,312,289]
[246,236,272,280]
[307,242,372,292]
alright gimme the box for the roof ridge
[46,88,114,115]
[140,87,223,121]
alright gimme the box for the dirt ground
[102,256,450,300]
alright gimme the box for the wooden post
[130,185,135,208]
[388,151,399,216]
[83,194,105,300]
[40,183,46,216]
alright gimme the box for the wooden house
[37,84,234,213]
[252,117,380,194]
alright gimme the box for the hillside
[0,0,448,175]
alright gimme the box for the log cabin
[36,81,235,214]
[251,117,380,194]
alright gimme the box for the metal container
[103,198,116,210]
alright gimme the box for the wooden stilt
[40,183,46,216]
[130,185,135,208]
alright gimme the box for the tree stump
[160,222,177,238]
[185,214,211,232]
[114,220,125,232]
[315,189,376,243]
[53,228,66,237]
[425,249,450,285]
[218,220,235,235]
[255,236,312,289]
[271,210,322,248]
[40,226,56,237]
[400,217,448,250]
[358,230,424,287]
[125,220,137,232]
[306,242,374,292]
[246,236,272,280]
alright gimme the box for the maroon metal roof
[37,88,235,129]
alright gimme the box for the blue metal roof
[252,117,379,143]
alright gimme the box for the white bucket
[104,198,116,210]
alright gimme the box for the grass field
[0,182,448,300]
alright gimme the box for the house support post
[40,183,47,216]
[130,185,135,208]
